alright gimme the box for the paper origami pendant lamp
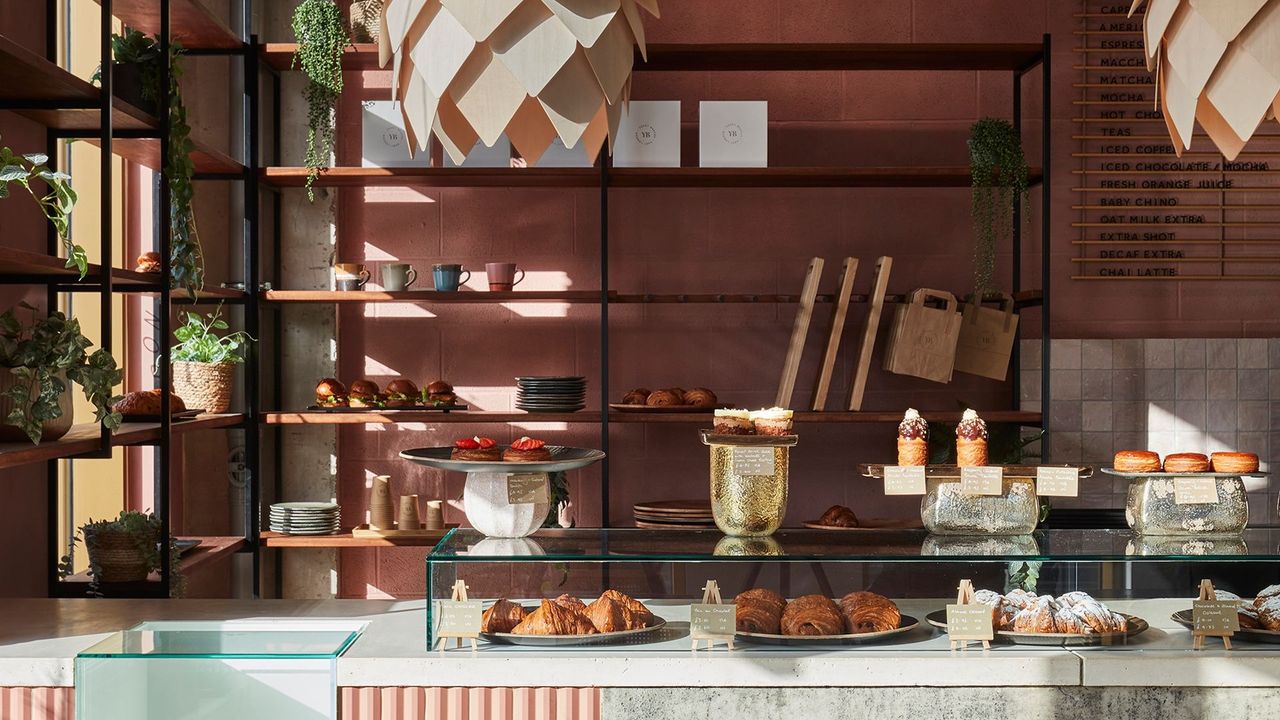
[1130,0,1280,160]
[378,0,660,166]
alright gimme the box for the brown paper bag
[953,294,1019,381]
[882,289,962,383]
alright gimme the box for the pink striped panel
[339,687,600,720]
[0,687,75,720]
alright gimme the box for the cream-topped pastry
[955,409,988,467]
[713,408,753,435]
[896,408,928,466]
[750,407,794,436]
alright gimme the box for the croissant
[585,596,630,633]
[599,589,655,627]
[781,595,844,636]
[817,504,859,528]
[838,591,901,634]
[1011,598,1058,633]
[736,588,785,615]
[621,389,650,405]
[645,389,682,406]
[480,598,528,633]
[511,599,598,636]
[553,593,587,612]
[682,387,718,408]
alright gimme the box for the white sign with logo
[614,100,681,168]
[699,101,767,167]
[361,100,428,167]
[443,135,512,168]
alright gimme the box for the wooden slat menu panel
[1072,1,1280,281]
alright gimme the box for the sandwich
[348,379,383,408]
[315,378,348,408]
[426,380,456,406]
[385,379,420,408]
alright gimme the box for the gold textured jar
[702,430,797,537]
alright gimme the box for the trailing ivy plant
[292,0,351,201]
[0,142,85,277]
[967,118,1029,295]
[0,302,123,444]
[171,304,255,365]
[57,510,185,598]
[96,29,205,298]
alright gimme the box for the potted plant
[95,30,204,297]
[292,0,351,200]
[57,510,184,597]
[967,118,1029,295]
[0,142,86,277]
[0,303,122,444]
[170,304,254,413]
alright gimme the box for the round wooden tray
[801,518,924,531]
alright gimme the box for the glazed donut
[1163,452,1210,473]
[1114,450,1161,473]
[1209,451,1259,474]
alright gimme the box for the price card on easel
[946,579,993,651]
[1191,579,1237,650]
[433,580,481,652]
[960,467,1003,496]
[690,580,735,651]
[1175,477,1219,505]
[1036,467,1079,497]
[506,473,550,505]
[732,447,775,476]
[883,466,926,495]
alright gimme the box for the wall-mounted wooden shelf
[261,166,598,188]
[263,411,602,425]
[260,530,450,548]
[262,290,601,303]
[92,0,241,50]
[260,42,379,71]
[0,413,244,471]
[609,410,1044,425]
[0,247,154,286]
[60,535,247,586]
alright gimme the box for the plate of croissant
[926,589,1148,646]
[1171,584,1280,643]
[479,591,666,646]
[733,589,918,645]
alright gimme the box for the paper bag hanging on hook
[882,289,962,384]
[953,293,1019,381]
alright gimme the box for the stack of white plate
[516,376,586,413]
[269,502,341,535]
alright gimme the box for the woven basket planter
[172,361,234,413]
[88,528,153,583]
[0,368,74,443]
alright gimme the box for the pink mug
[485,262,525,292]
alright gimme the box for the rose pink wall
[324,1,1274,598]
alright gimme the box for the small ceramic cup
[432,264,470,292]
[485,262,526,292]
[335,263,370,291]
[381,263,417,291]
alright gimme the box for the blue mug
[432,264,471,292]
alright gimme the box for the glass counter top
[428,528,1280,562]
[78,622,361,659]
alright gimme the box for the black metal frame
[0,1,261,598]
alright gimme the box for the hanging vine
[292,0,351,201]
[967,118,1029,295]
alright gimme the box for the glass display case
[426,528,1280,650]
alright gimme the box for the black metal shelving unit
[0,0,260,597]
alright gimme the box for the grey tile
[1239,401,1270,432]
[1112,431,1146,453]
[1081,432,1114,466]
[1145,338,1175,369]
[1270,339,1280,368]
[1051,369,1082,401]
[1020,370,1041,402]
[1206,369,1237,400]
[1019,399,1042,413]
[1239,338,1268,369]
[1081,340,1113,369]
[1049,431,1082,464]
[1205,433,1238,454]
[1148,402,1178,431]
[1271,370,1280,399]
[1175,339,1206,368]
[1112,401,1147,432]
[1111,369,1143,400]
[1175,369,1206,400]
[1239,369,1269,400]
[1173,400,1206,432]
[1019,339,1043,370]
[1082,401,1113,431]
[1206,339,1237,369]
[1112,339,1144,369]
[1081,369,1113,400]
[1206,401,1238,432]
[1236,431,1268,458]
[1145,369,1176,400]
[1174,430,1209,451]
[1051,339,1082,370]
[1147,431,1177,456]
[1050,400,1083,432]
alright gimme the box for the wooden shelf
[259,42,1045,73]
[613,290,1043,308]
[61,536,246,588]
[264,411,601,425]
[94,0,241,50]
[260,530,451,548]
[0,413,244,471]
[261,166,598,188]
[262,290,602,303]
[609,410,1044,424]
[90,136,244,176]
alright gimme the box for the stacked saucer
[269,502,341,535]
[516,376,586,413]
[633,500,716,529]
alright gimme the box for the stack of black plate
[269,502,341,535]
[516,376,586,413]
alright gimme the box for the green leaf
[0,165,26,182]
[22,153,48,165]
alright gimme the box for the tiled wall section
[1021,339,1280,524]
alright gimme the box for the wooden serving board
[307,404,468,412]
[118,409,205,422]
[848,256,892,410]
[775,257,824,408]
[351,523,458,538]
[811,257,858,411]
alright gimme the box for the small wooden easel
[434,580,480,653]
[690,580,735,652]
[947,579,992,651]
[1192,579,1234,650]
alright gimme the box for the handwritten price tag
[960,466,1003,496]
[945,604,994,641]
[883,466,927,495]
[690,604,737,638]
[506,473,550,505]
[1193,600,1240,636]
[732,447,775,476]
[1036,467,1079,497]
[435,600,482,636]
[1174,476,1219,505]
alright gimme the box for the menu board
[1073,2,1280,282]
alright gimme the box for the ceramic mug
[335,263,370,291]
[432,264,470,292]
[382,263,417,291]
[485,262,526,292]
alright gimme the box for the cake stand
[399,446,605,538]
